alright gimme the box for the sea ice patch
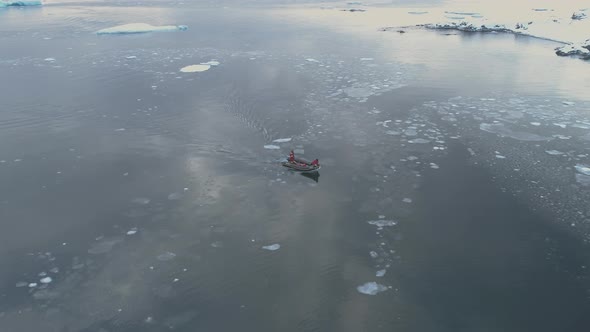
[357,282,388,295]
[272,138,292,143]
[180,64,210,73]
[264,145,280,150]
[262,244,281,251]
[96,23,188,35]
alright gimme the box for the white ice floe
[272,138,292,143]
[126,227,138,235]
[530,122,541,126]
[305,58,320,63]
[201,60,220,66]
[376,269,387,277]
[40,277,52,284]
[44,58,55,62]
[495,155,506,159]
[264,145,281,150]
[157,252,177,261]
[430,163,440,169]
[545,150,564,155]
[360,57,374,61]
[262,244,281,251]
[180,64,210,73]
[28,283,37,288]
[369,251,378,258]
[367,220,397,227]
[575,164,590,176]
[96,23,188,35]
[357,282,388,295]
[402,198,412,203]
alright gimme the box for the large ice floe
[96,23,188,35]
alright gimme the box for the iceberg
[1,1,42,7]
[555,39,590,59]
[96,23,188,35]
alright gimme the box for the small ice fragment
[495,155,506,159]
[173,278,179,282]
[132,197,150,205]
[376,269,386,277]
[40,277,52,284]
[530,122,541,126]
[305,58,320,63]
[545,150,564,155]
[467,148,476,156]
[126,227,138,235]
[369,251,378,258]
[96,23,188,35]
[28,283,38,288]
[115,128,126,131]
[38,271,47,277]
[168,192,183,200]
[211,241,224,248]
[378,215,386,219]
[367,220,397,227]
[402,198,412,203]
[357,282,388,295]
[360,57,374,61]
[180,64,210,73]
[125,56,137,59]
[575,164,590,176]
[16,282,28,288]
[562,101,575,106]
[145,316,154,324]
[385,130,400,135]
[157,252,177,261]
[263,145,280,150]
[408,138,430,144]
[49,267,59,273]
[262,244,281,251]
[553,123,567,129]
[44,58,56,62]
[272,138,292,143]
[430,163,439,169]
[201,60,220,66]
[88,237,123,254]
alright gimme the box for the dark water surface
[1,2,590,332]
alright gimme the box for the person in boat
[311,159,319,167]
[289,150,295,163]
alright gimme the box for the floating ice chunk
[343,86,374,98]
[264,145,280,150]
[430,163,439,169]
[402,198,412,203]
[530,122,541,126]
[357,282,388,295]
[495,155,506,159]
[467,148,476,156]
[407,156,418,161]
[545,150,564,155]
[15,282,28,288]
[96,23,188,35]
[480,123,550,141]
[572,11,587,20]
[385,130,400,135]
[40,277,52,284]
[2,1,42,6]
[168,192,183,200]
[378,215,386,219]
[562,101,575,105]
[368,219,397,227]
[49,267,59,273]
[553,123,567,129]
[125,55,137,59]
[305,58,320,63]
[157,252,177,261]
[211,241,224,248]
[376,269,386,277]
[272,138,292,143]
[88,237,123,254]
[369,251,378,258]
[201,60,220,66]
[180,64,210,73]
[44,58,56,62]
[262,244,281,251]
[360,57,374,61]
[126,227,138,235]
[408,138,430,144]
[132,197,150,205]
[575,164,590,176]
[28,283,37,288]
[114,128,126,131]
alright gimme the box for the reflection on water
[1,1,590,332]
